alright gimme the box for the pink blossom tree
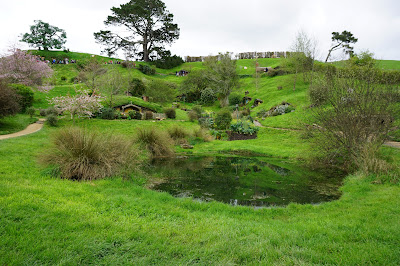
[0,48,53,91]
[50,87,103,124]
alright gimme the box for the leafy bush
[192,105,203,117]
[215,109,232,130]
[60,76,67,81]
[39,109,47,116]
[134,127,174,157]
[147,80,177,103]
[46,106,59,116]
[144,111,153,120]
[230,121,259,135]
[198,117,214,129]
[46,114,58,127]
[121,61,134,68]
[229,93,242,106]
[9,84,34,112]
[128,110,142,120]
[164,108,176,119]
[40,127,140,180]
[138,64,156,75]
[309,83,329,106]
[153,54,184,69]
[99,107,116,120]
[200,87,217,104]
[26,106,35,118]
[188,110,198,122]
[128,78,146,97]
[193,128,213,142]
[0,82,20,118]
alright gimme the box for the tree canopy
[21,20,67,51]
[94,0,179,61]
[325,30,358,62]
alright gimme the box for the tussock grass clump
[40,127,140,180]
[193,128,213,142]
[168,125,189,140]
[134,127,174,157]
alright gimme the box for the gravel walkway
[0,119,45,140]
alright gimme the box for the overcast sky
[1,0,399,61]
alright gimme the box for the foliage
[0,81,20,118]
[200,87,217,105]
[144,111,153,120]
[128,78,146,97]
[152,52,184,69]
[99,107,116,120]
[46,114,58,127]
[138,64,156,75]
[0,48,53,87]
[198,117,214,129]
[9,84,34,112]
[325,30,358,62]
[168,125,189,140]
[164,108,176,119]
[134,127,174,157]
[180,69,212,102]
[49,87,103,123]
[128,110,142,120]
[94,0,180,61]
[146,79,176,103]
[203,52,239,107]
[215,108,232,130]
[191,105,203,117]
[309,65,399,172]
[40,127,140,180]
[228,93,242,106]
[45,106,59,116]
[26,106,35,118]
[77,58,107,92]
[21,20,67,50]
[230,121,259,135]
[188,110,198,122]
[100,68,127,107]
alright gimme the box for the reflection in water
[146,156,343,207]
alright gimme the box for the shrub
[215,109,232,130]
[134,127,174,157]
[26,106,35,118]
[128,110,142,120]
[230,121,259,135]
[138,64,156,75]
[164,108,176,119]
[39,109,47,116]
[168,125,189,140]
[99,107,116,120]
[191,105,203,117]
[46,114,58,127]
[60,76,67,81]
[144,111,153,120]
[9,84,34,112]
[121,61,134,68]
[40,127,140,180]
[46,106,59,116]
[128,78,146,97]
[0,82,20,118]
[229,93,242,106]
[198,117,214,129]
[193,128,213,142]
[200,87,217,105]
[153,54,184,69]
[147,80,177,103]
[188,110,198,122]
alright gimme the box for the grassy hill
[0,50,399,264]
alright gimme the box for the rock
[180,144,194,149]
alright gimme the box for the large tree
[21,20,67,51]
[94,0,179,61]
[325,30,358,62]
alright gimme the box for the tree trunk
[143,35,149,62]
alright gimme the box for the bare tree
[100,67,128,107]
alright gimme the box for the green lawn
[0,114,37,135]
[0,123,399,264]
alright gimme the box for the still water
[146,156,343,207]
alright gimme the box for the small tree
[0,81,20,118]
[50,87,103,124]
[78,58,107,93]
[146,79,176,103]
[0,48,53,88]
[100,68,127,107]
[203,52,239,107]
[21,20,67,51]
[325,30,358,62]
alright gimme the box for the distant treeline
[185,52,290,62]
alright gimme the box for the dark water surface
[146,156,343,207]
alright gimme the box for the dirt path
[0,119,45,140]
[384,141,400,149]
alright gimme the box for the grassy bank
[0,124,399,264]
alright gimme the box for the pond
[146,156,344,208]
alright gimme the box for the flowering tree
[0,48,53,90]
[50,87,103,124]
